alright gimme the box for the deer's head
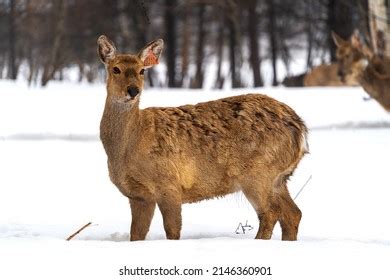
[332,32,373,84]
[97,35,164,105]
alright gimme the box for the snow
[0,80,389,279]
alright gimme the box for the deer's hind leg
[242,179,280,240]
[275,183,302,241]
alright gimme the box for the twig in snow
[66,222,92,241]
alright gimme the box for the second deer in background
[303,63,359,87]
[332,32,390,111]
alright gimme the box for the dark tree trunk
[130,0,148,50]
[26,0,37,87]
[130,0,156,87]
[227,6,241,88]
[8,0,17,80]
[228,19,237,88]
[266,0,278,86]
[0,56,4,79]
[41,0,67,86]
[247,0,263,87]
[179,2,190,87]
[191,4,206,89]
[306,0,313,69]
[362,0,370,32]
[214,18,225,89]
[356,0,370,43]
[77,61,84,83]
[280,40,291,75]
[327,0,354,62]
[165,0,177,87]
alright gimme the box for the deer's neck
[100,96,141,161]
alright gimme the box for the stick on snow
[66,222,92,241]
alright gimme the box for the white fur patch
[360,58,369,69]
[301,132,309,153]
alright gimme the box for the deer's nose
[127,86,140,98]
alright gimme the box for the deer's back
[142,94,306,168]
[304,64,345,86]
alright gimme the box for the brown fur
[332,32,390,111]
[282,73,305,87]
[303,63,359,87]
[97,35,308,241]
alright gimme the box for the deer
[97,35,308,241]
[332,31,390,111]
[282,73,305,87]
[303,63,359,87]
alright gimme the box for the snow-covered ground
[0,80,389,280]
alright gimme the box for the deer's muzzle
[127,86,140,99]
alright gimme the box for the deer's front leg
[157,195,182,240]
[129,198,156,241]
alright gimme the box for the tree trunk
[305,0,313,69]
[228,19,237,88]
[266,0,278,86]
[179,2,190,87]
[280,40,291,75]
[356,0,370,42]
[247,0,263,87]
[227,2,241,88]
[214,18,225,89]
[77,61,84,83]
[130,0,148,50]
[41,0,67,86]
[165,0,177,87]
[0,55,5,79]
[368,0,390,57]
[27,50,36,86]
[7,0,17,80]
[191,4,206,89]
[129,0,156,87]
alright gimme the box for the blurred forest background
[0,0,389,88]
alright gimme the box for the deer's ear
[331,31,346,47]
[138,39,164,68]
[350,31,374,59]
[97,35,117,64]
[350,33,363,49]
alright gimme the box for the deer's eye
[113,67,121,74]
[139,69,145,75]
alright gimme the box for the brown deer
[282,73,305,87]
[303,63,359,87]
[332,32,390,111]
[97,35,308,241]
